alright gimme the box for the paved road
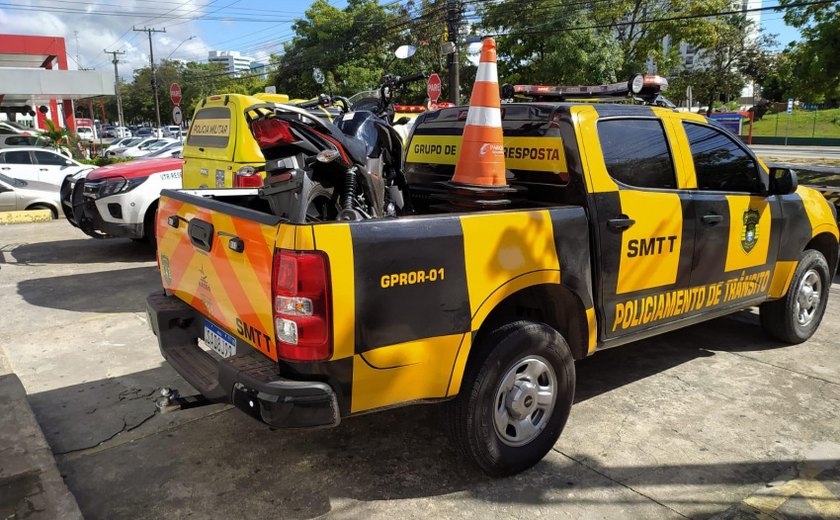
[750,144,840,161]
[2,221,840,519]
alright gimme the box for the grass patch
[750,108,840,138]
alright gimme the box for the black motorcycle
[243,71,426,223]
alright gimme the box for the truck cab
[147,100,838,477]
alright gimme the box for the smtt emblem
[741,209,760,253]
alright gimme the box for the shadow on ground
[43,312,809,520]
[2,238,154,265]
[17,266,160,314]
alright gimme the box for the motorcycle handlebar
[395,71,427,87]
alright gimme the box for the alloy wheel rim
[493,355,557,447]
[794,269,822,327]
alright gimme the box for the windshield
[147,141,172,151]
[138,139,160,150]
[0,172,26,187]
[121,138,143,147]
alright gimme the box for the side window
[683,122,760,192]
[597,118,677,189]
[34,151,67,166]
[6,136,35,146]
[4,151,32,164]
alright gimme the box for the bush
[79,156,134,167]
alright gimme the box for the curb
[0,349,83,519]
[0,210,54,225]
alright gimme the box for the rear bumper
[145,293,340,429]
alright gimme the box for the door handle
[607,217,636,231]
[0,167,9,170]
[39,168,48,171]
[701,213,723,226]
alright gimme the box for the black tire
[446,320,575,477]
[27,204,57,219]
[305,182,337,222]
[760,249,831,344]
[143,203,158,251]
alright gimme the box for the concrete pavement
[1,221,839,519]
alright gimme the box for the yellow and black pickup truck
[146,102,839,477]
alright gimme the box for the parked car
[117,138,175,158]
[134,127,155,138]
[107,137,160,158]
[137,141,182,159]
[164,125,183,138]
[76,126,96,141]
[115,126,132,138]
[62,157,182,243]
[0,147,93,187]
[0,135,73,158]
[0,121,33,136]
[0,173,61,218]
[102,125,117,138]
[100,137,133,157]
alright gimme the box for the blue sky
[0,0,803,76]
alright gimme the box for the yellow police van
[182,93,342,190]
[147,79,838,477]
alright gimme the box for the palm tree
[39,119,82,159]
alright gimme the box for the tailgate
[155,189,283,360]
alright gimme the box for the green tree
[478,0,623,85]
[272,0,404,98]
[665,16,775,114]
[779,1,840,105]
[589,0,733,77]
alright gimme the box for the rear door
[680,121,780,303]
[579,110,696,340]
[155,191,281,360]
[0,150,39,182]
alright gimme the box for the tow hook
[155,387,213,414]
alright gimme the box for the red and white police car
[62,157,182,244]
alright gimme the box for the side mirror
[394,45,416,60]
[64,159,74,166]
[770,167,798,195]
[393,116,411,126]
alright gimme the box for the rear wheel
[26,204,57,219]
[446,321,575,477]
[305,182,337,222]
[760,249,830,344]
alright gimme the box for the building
[208,50,259,76]
[661,0,763,107]
[0,34,114,131]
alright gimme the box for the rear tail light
[272,249,332,361]
[234,165,263,188]
[252,118,295,148]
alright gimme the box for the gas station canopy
[0,68,114,106]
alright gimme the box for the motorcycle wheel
[305,182,339,222]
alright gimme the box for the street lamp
[166,35,196,60]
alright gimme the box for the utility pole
[104,50,126,130]
[445,0,461,105]
[133,26,166,130]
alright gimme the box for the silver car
[0,173,61,218]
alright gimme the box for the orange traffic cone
[450,38,507,188]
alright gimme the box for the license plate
[204,320,236,358]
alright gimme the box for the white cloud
[0,1,212,78]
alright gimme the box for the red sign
[170,83,182,106]
[427,73,441,103]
